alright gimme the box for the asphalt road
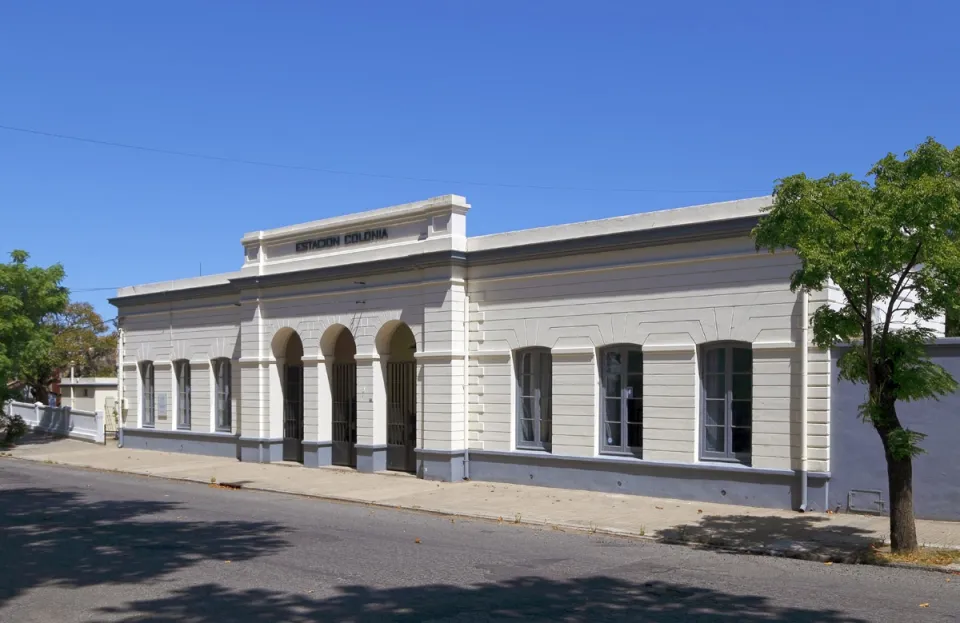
[0,461,956,622]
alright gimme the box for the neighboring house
[109,194,953,516]
[60,377,119,433]
[5,378,60,405]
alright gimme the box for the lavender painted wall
[830,339,960,521]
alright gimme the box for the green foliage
[2,414,27,446]
[885,427,928,462]
[753,138,960,463]
[50,302,116,373]
[0,250,68,405]
[946,307,960,337]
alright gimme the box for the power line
[0,123,768,195]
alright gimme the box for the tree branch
[839,284,867,322]
[882,241,923,350]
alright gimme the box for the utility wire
[0,123,768,195]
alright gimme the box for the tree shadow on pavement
[0,484,289,608]
[96,576,870,623]
[655,514,881,560]
[5,431,65,447]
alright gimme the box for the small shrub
[1,414,27,446]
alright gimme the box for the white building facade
[111,195,835,510]
[60,376,119,435]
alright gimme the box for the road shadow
[96,577,870,622]
[0,483,289,608]
[655,514,880,560]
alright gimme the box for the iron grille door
[283,364,304,462]
[386,361,416,472]
[332,362,357,467]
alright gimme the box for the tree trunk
[886,450,919,553]
[32,384,50,407]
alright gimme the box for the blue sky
[1,1,958,321]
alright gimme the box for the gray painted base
[239,437,284,463]
[416,449,465,482]
[302,441,333,468]
[468,450,830,511]
[356,444,387,473]
[120,427,239,459]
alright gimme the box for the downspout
[117,326,124,446]
[799,290,810,511]
[462,287,470,480]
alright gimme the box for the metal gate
[386,361,416,472]
[331,362,357,467]
[283,364,304,462]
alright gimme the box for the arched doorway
[378,322,417,473]
[329,328,357,467]
[274,330,304,463]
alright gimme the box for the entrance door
[386,361,416,472]
[283,364,304,462]
[331,362,357,467]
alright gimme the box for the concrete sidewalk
[5,435,960,564]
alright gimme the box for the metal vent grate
[847,489,885,514]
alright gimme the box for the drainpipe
[799,290,810,511]
[117,327,124,447]
[462,287,470,480]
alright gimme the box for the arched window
[515,348,552,451]
[140,361,155,428]
[175,360,191,430]
[600,345,643,456]
[213,358,232,432]
[701,343,752,464]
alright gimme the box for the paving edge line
[7,454,955,573]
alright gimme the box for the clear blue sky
[1,2,958,321]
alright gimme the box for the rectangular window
[176,360,191,430]
[600,346,643,456]
[214,358,232,432]
[516,349,552,451]
[141,361,155,428]
[701,344,752,464]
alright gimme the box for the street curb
[5,454,957,573]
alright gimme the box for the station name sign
[295,228,389,253]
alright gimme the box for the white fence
[5,401,105,444]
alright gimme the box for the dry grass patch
[866,545,960,567]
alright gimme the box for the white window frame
[700,342,752,465]
[140,361,155,428]
[599,345,643,457]
[515,348,552,451]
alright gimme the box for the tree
[0,250,68,440]
[20,302,118,405]
[753,138,960,553]
[946,307,960,337]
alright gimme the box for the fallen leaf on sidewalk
[823,562,833,566]
[697,509,703,514]
[414,538,421,544]
[655,506,663,510]
[919,603,929,608]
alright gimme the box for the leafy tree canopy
[753,138,960,552]
[0,250,68,405]
[753,138,960,456]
